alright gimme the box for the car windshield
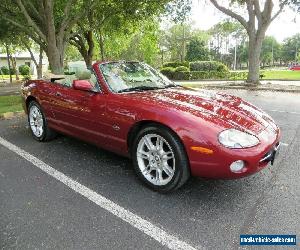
[99,62,176,93]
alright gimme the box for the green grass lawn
[0,75,17,80]
[262,70,300,80]
[230,70,300,80]
[0,95,23,115]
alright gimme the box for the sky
[190,0,300,42]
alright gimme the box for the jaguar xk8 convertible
[21,61,281,192]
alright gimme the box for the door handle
[56,92,62,97]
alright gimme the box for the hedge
[0,66,9,75]
[163,61,189,68]
[160,67,175,79]
[160,71,271,81]
[175,66,189,72]
[173,71,190,80]
[160,61,260,81]
[189,61,228,72]
[160,69,229,80]
[190,71,229,80]
[228,71,248,80]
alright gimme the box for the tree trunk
[5,44,12,84]
[10,56,19,81]
[69,30,95,69]
[181,24,186,62]
[84,30,95,69]
[23,40,43,79]
[46,42,65,74]
[209,0,285,85]
[99,29,105,61]
[247,34,263,84]
[14,57,20,81]
[37,46,43,79]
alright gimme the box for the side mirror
[73,80,93,92]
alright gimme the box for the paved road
[0,85,21,96]
[0,89,299,250]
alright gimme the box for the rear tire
[132,125,190,192]
[28,101,57,142]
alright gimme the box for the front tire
[132,125,190,192]
[28,101,56,141]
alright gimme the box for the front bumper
[259,141,280,166]
[188,126,281,179]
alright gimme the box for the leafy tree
[0,0,93,74]
[162,23,193,62]
[210,0,287,84]
[210,20,244,55]
[65,45,83,62]
[261,36,280,66]
[164,0,193,62]
[281,34,300,63]
[69,0,172,68]
[165,0,192,23]
[0,20,14,83]
[120,20,161,65]
[209,19,247,68]
[186,38,210,61]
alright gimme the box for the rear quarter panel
[21,80,56,120]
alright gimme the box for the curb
[0,111,25,120]
[181,84,300,93]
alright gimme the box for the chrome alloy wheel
[29,105,44,137]
[136,134,175,186]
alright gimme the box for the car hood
[123,87,276,134]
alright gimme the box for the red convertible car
[21,61,281,192]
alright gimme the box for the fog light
[230,160,245,173]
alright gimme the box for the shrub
[10,68,16,75]
[19,65,31,76]
[229,71,248,80]
[173,71,190,80]
[23,75,31,80]
[163,61,189,68]
[189,61,229,72]
[160,67,175,79]
[0,66,9,75]
[175,66,189,72]
[190,71,229,80]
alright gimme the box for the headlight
[218,129,259,148]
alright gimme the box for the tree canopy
[0,0,175,74]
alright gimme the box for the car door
[50,76,109,147]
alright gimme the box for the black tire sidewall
[132,125,189,192]
[28,101,47,141]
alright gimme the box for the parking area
[0,89,299,250]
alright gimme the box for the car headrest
[75,70,91,80]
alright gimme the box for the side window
[90,72,97,87]
[53,70,101,91]
[89,71,101,92]
[54,75,76,88]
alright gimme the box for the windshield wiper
[117,86,164,93]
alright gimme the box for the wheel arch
[127,120,187,157]
[26,96,38,111]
